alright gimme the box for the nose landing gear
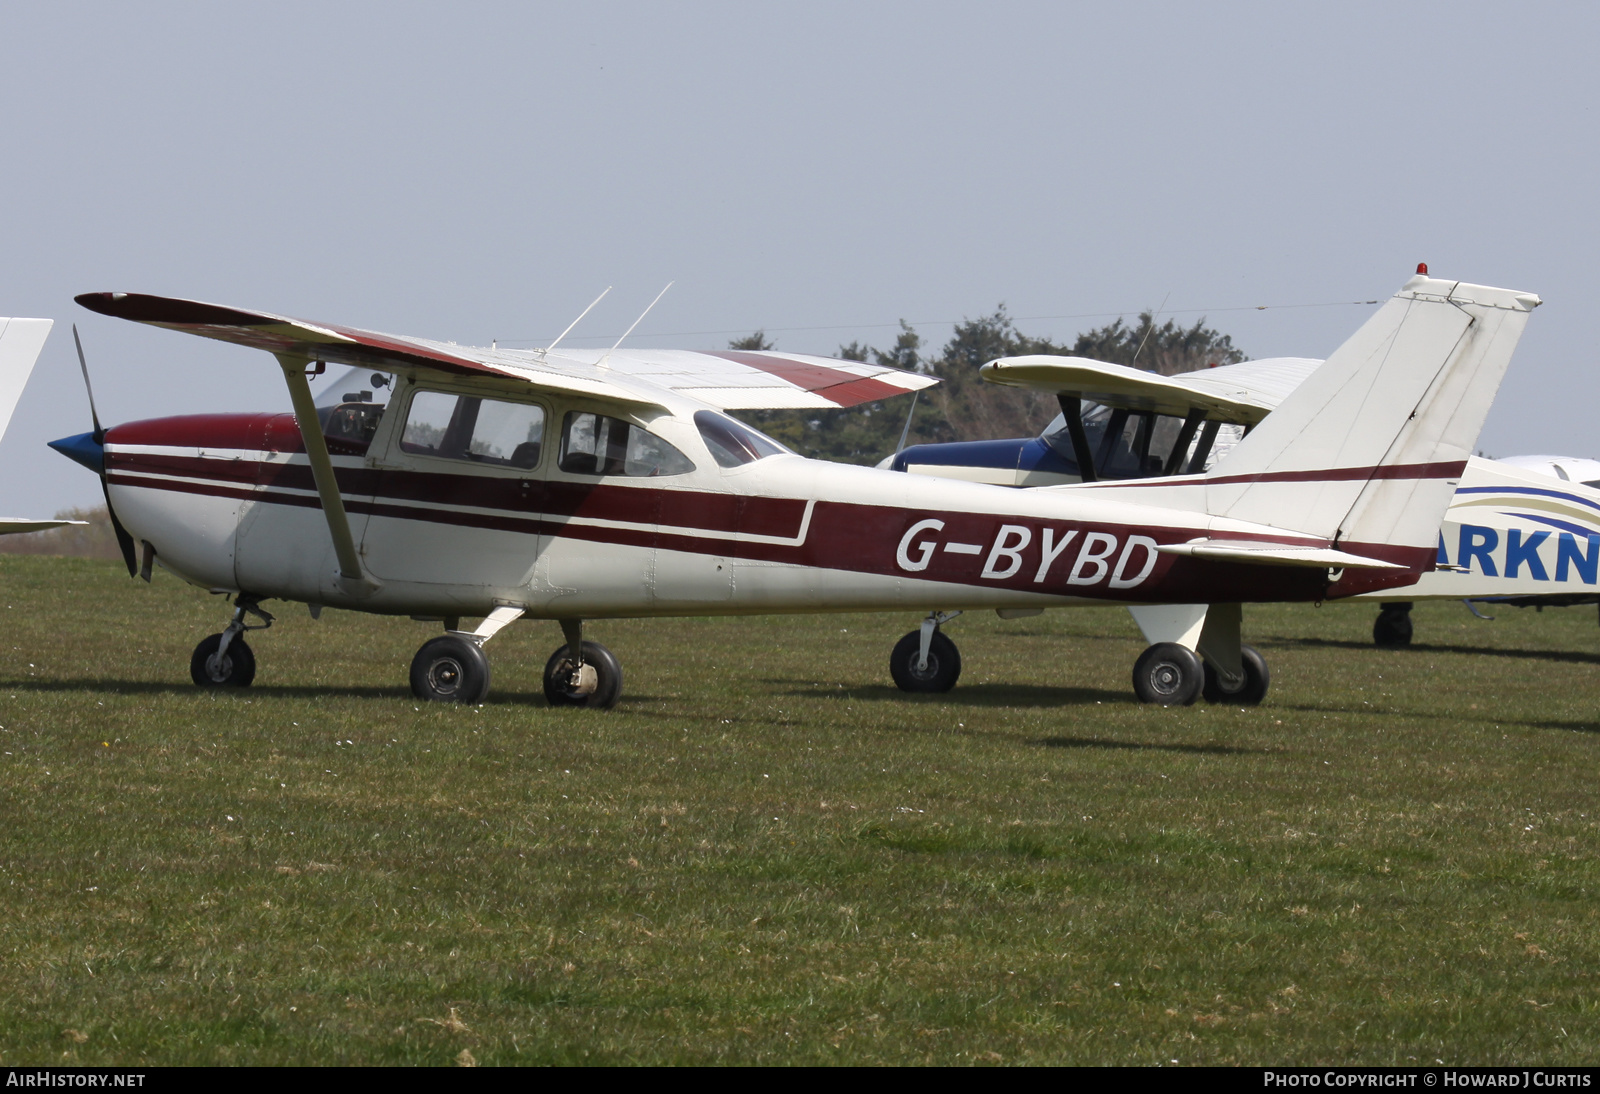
[190,597,273,687]
[889,610,963,693]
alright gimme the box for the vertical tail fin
[1205,275,1539,556]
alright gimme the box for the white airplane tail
[1204,274,1539,555]
[0,318,53,443]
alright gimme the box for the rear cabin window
[400,392,545,470]
[558,412,695,477]
[694,411,789,468]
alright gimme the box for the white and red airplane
[54,273,1537,707]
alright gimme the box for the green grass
[2,555,1599,1065]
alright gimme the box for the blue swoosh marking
[1456,484,1600,515]
[1507,512,1600,537]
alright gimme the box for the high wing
[74,293,937,412]
[980,355,1321,425]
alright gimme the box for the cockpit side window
[694,410,789,468]
[313,369,394,456]
[559,412,695,477]
[400,391,545,470]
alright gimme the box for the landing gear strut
[890,611,962,693]
[190,597,273,688]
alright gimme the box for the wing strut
[1164,408,1208,476]
[276,354,380,598]
[1055,395,1098,483]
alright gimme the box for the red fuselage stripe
[106,451,1433,602]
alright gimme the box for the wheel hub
[1149,660,1185,695]
[427,656,464,696]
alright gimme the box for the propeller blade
[71,324,104,441]
[67,324,136,576]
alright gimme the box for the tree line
[732,307,1246,464]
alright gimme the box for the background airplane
[885,338,1600,653]
[55,273,1535,707]
[0,318,79,537]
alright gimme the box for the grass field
[2,555,1599,1065]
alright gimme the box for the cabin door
[359,384,548,597]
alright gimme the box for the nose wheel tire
[190,633,256,687]
[543,641,623,709]
[410,636,492,704]
[1132,642,1203,706]
[889,630,961,693]
[1201,645,1270,705]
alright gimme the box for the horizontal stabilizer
[0,518,84,536]
[1156,540,1406,570]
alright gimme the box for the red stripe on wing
[706,351,912,406]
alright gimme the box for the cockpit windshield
[311,367,394,454]
[694,411,791,468]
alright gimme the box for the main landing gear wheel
[543,641,623,709]
[190,633,256,687]
[1132,643,1203,706]
[1201,645,1270,706]
[410,635,492,704]
[890,630,961,693]
[1373,602,1414,648]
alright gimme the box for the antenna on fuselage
[894,391,920,456]
[597,281,674,370]
[542,286,612,359]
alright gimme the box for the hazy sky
[1,1,1595,514]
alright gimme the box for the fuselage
[98,376,1426,621]
[892,437,1600,603]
